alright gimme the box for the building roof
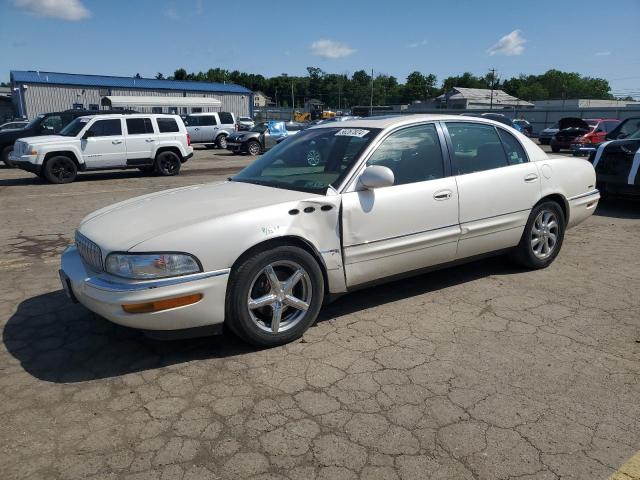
[439,87,533,107]
[10,70,252,94]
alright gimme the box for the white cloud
[488,30,526,56]
[13,0,90,21]
[164,7,178,19]
[595,51,611,56]
[406,39,428,48]
[310,39,355,59]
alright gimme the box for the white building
[437,87,533,109]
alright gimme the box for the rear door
[443,122,540,258]
[80,118,126,168]
[125,117,157,164]
[217,112,236,136]
[198,114,218,143]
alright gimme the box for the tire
[247,140,261,156]
[511,201,565,269]
[2,145,14,167]
[43,155,77,184]
[154,151,181,176]
[226,245,324,347]
[551,146,560,153]
[216,135,228,149]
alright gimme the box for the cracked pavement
[1,148,639,479]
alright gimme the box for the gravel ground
[0,146,639,480]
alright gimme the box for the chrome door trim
[568,189,599,201]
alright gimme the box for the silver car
[184,112,237,149]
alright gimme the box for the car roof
[310,114,515,130]
[186,112,233,116]
[75,113,182,120]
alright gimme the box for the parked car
[10,114,192,183]
[184,112,236,149]
[571,117,640,156]
[0,120,29,132]
[550,117,620,153]
[538,124,559,145]
[226,121,289,155]
[589,125,640,197]
[513,119,533,137]
[464,113,524,133]
[0,109,136,166]
[237,116,255,131]
[59,115,599,347]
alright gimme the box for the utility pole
[274,87,278,108]
[489,68,496,110]
[370,68,374,117]
[291,81,295,122]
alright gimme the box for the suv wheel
[216,135,228,149]
[247,140,261,156]
[2,146,14,167]
[155,151,181,176]
[43,155,77,184]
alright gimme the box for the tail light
[186,133,191,146]
[235,123,239,131]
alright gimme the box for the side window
[40,115,63,133]
[184,115,199,126]
[126,118,155,135]
[446,122,508,175]
[201,115,217,126]
[157,118,180,133]
[152,107,163,114]
[497,129,527,164]
[88,104,99,111]
[89,119,122,137]
[367,124,445,186]
[603,121,618,133]
[218,112,234,124]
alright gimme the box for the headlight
[105,253,201,279]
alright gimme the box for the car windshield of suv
[232,127,381,193]
[59,117,90,137]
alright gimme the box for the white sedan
[60,115,600,346]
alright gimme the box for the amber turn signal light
[122,293,202,314]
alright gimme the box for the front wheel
[226,245,324,347]
[247,140,261,156]
[2,146,14,167]
[511,201,565,269]
[154,151,181,176]
[43,155,77,184]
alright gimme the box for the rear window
[127,118,154,135]
[157,118,180,133]
[218,112,234,125]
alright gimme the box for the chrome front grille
[75,231,104,271]
[14,141,26,156]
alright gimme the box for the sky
[1,0,639,98]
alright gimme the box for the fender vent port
[288,209,300,215]
[303,207,315,213]
[321,205,333,211]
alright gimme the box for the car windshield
[232,126,381,193]
[59,117,90,137]
[24,114,44,130]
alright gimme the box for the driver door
[81,118,126,168]
[341,123,460,287]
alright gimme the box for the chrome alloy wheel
[531,210,559,259]
[247,260,312,334]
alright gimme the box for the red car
[550,117,620,153]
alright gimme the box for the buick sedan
[60,115,600,346]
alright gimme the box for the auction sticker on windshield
[335,128,370,138]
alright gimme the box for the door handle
[194,128,199,131]
[112,140,122,144]
[145,139,155,143]
[524,173,539,183]
[433,190,453,201]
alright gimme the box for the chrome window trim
[87,268,231,292]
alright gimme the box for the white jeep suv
[10,114,193,184]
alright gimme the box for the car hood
[558,118,590,131]
[78,181,320,252]
[16,135,73,145]
[228,132,258,141]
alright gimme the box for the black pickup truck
[1,109,134,166]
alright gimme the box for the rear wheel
[43,155,77,184]
[1,146,14,167]
[216,134,228,149]
[154,151,181,176]
[226,245,324,347]
[511,201,565,269]
[247,140,261,156]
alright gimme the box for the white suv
[10,114,193,184]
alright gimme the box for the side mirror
[359,165,394,189]
[83,130,94,139]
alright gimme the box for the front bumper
[225,141,246,153]
[60,246,229,331]
[9,153,41,172]
[570,144,596,156]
